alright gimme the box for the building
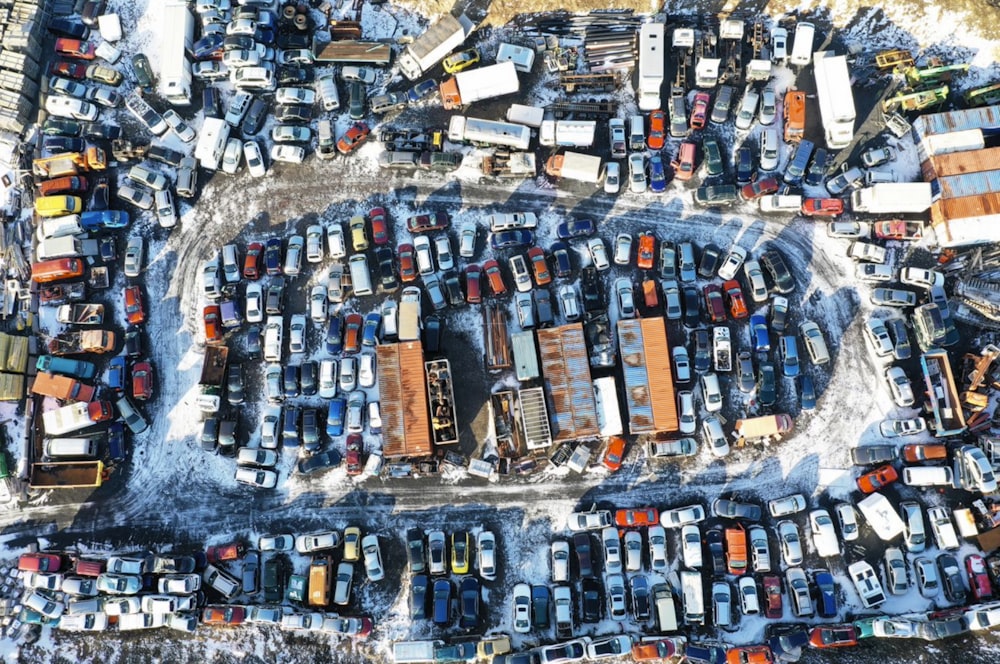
[536,325,599,442]
[617,317,678,434]
[376,342,432,458]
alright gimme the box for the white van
[902,466,954,487]
[348,254,373,296]
[681,570,705,625]
[789,22,815,66]
[316,72,340,111]
[652,582,679,632]
[759,195,803,213]
[865,170,896,185]
[45,436,100,459]
[629,115,645,151]
[37,214,84,240]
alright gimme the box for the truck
[32,147,107,178]
[46,330,116,356]
[440,61,520,110]
[397,287,422,342]
[397,13,475,81]
[36,355,97,380]
[379,128,444,152]
[195,117,230,171]
[36,236,100,261]
[392,640,444,663]
[713,326,731,372]
[813,51,856,150]
[637,22,665,110]
[160,1,194,105]
[539,119,597,147]
[481,150,536,177]
[29,461,105,489]
[724,525,748,574]
[448,116,531,151]
[734,414,794,441]
[56,304,104,325]
[42,400,113,435]
[544,152,603,184]
[850,183,932,214]
[197,345,229,413]
[856,492,905,541]
[921,349,966,438]
[30,371,96,402]
[426,359,458,446]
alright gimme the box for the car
[851,445,899,465]
[866,318,894,358]
[615,507,659,528]
[555,217,596,240]
[530,584,552,630]
[678,390,697,433]
[660,504,706,528]
[760,250,795,294]
[689,91,710,129]
[810,510,840,557]
[648,154,668,192]
[295,532,342,554]
[777,521,803,566]
[587,237,610,271]
[712,580,732,628]
[857,464,898,493]
[713,498,762,522]
[616,278,635,318]
[810,625,857,649]
[914,556,940,598]
[862,146,895,167]
[567,510,613,532]
[450,531,471,575]
[628,153,647,193]
[703,284,725,323]
[123,285,145,325]
[900,267,945,289]
[836,503,859,541]
[885,366,915,406]
[663,280,682,320]
[872,288,917,308]
[768,494,806,518]
[857,263,893,282]
[336,122,370,154]
[724,280,748,319]
[507,582,532,634]
[938,553,967,603]
[966,554,994,600]
[741,176,780,201]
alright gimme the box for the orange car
[336,122,370,154]
[901,443,948,462]
[602,436,626,471]
[633,639,679,661]
[801,198,844,217]
[636,234,655,270]
[527,247,551,286]
[857,464,898,494]
[726,645,774,664]
[615,507,660,527]
[203,305,222,343]
[647,110,666,150]
[483,259,506,296]
[202,605,246,626]
[723,279,748,319]
[397,243,417,282]
[124,285,145,325]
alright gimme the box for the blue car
[490,229,534,250]
[799,373,817,410]
[555,218,596,239]
[750,314,770,352]
[106,356,126,394]
[106,422,126,463]
[264,238,282,276]
[813,570,837,617]
[80,210,128,230]
[685,644,727,664]
[550,241,572,278]
[361,312,381,347]
[432,579,452,626]
[648,154,667,193]
[326,397,346,437]
[407,79,438,103]
[325,315,343,354]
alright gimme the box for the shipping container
[937,170,1000,199]
[29,461,104,489]
[923,145,1000,179]
[930,191,1000,247]
[376,343,432,458]
[536,325,599,441]
[913,106,1000,138]
[511,330,539,382]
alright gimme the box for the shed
[377,342,432,458]
[536,325,599,442]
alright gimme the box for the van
[652,582,679,632]
[783,90,806,142]
[900,501,926,551]
[176,157,197,198]
[308,556,331,607]
[680,570,705,625]
[783,139,814,186]
[789,22,815,66]
[348,254,373,296]
[316,73,340,111]
[31,257,85,283]
[711,85,734,124]
[37,214,84,240]
[317,119,335,159]
[35,195,83,218]
[759,195,803,213]
[700,372,722,412]
[902,466,954,487]
[45,436,100,459]
[74,559,105,577]
[629,115,645,151]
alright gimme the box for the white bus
[814,51,856,149]
[447,116,531,151]
[159,1,194,105]
[638,22,665,110]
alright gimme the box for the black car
[760,249,795,294]
[849,445,897,465]
[572,532,593,577]
[443,271,464,307]
[226,363,245,405]
[713,498,763,521]
[301,407,319,450]
[698,243,721,279]
[693,328,712,372]
[459,577,480,629]
[804,148,829,187]
[581,266,603,313]
[49,18,89,39]
[683,286,701,327]
[241,98,268,136]
[630,575,651,621]
[262,557,285,602]
[406,528,426,574]
[42,118,82,136]
[223,35,255,51]
[282,364,299,398]
[124,326,143,358]
[276,65,310,85]
[325,315,342,354]
[81,122,120,140]
[581,577,602,622]
[758,362,777,407]
[937,553,968,603]
[376,247,398,292]
[81,1,106,27]
[42,136,85,154]
[202,87,222,119]
[201,417,219,452]
[490,230,534,250]
[276,32,311,50]
[147,145,184,168]
[349,81,365,120]
[550,241,572,278]
[300,361,317,396]
[275,103,312,124]
[424,315,442,353]
[410,574,429,620]
[297,449,342,474]
[706,528,726,576]
[90,176,110,211]
[246,325,262,361]
[282,406,300,447]
[99,236,116,262]
[530,585,551,629]
[736,146,755,186]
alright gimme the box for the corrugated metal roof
[618,319,654,432]
[640,317,679,433]
[913,105,1000,138]
[930,192,1000,247]
[377,342,432,458]
[922,146,1000,179]
[519,387,552,450]
[314,41,393,64]
[617,318,678,434]
[939,170,1000,198]
[536,324,599,442]
[511,330,539,382]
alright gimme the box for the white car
[280,612,325,631]
[647,526,667,571]
[459,227,477,258]
[305,224,324,263]
[628,153,647,193]
[309,285,327,323]
[880,417,927,438]
[738,575,760,615]
[587,237,610,271]
[341,66,376,83]
[748,526,771,573]
[702,416,729,457]
[616,278,635,319]
[58,612,109,631]
[259,534,295,552]
[623,530,643,572]
[848,241,887,263]
[284,235,304,276]
[604,161,621,194]
[865,318,894,358]
[712,580,732,627]
[885,366,915,407]
[295,531,342,554]
[856,263,893,282]
[742,260,768,302]
[288,314,307,354]
[828,220,871,238]
[613,232,632,265]
[414,236,434,275]
[758,87,777,125]
[681,525,703,568]
[326,222,346,258]
[678,390,696,434]
[809,509,840,557]
[276,87,316,105]
[141,594,194,614]
[966,605,1000,631]
[358,353,376,388]
[551,540,570,583]
[25,572,62,590]
[361,534,384,581]
[786,567,813,617]
[319,359,337,399]
[123,237,143,277]
[672,345,691,383]
[512,582,531,633]
[883,547,909,595]
[235,466,277,488]
[245,283,263,323]
[162,109,196,142]
[718,246,748,280]
[223,48,261,68]
[663,279,682,320]
[477,531,496,581]
[661,504,706,528]
[606,573,627,620]
[873,617,921,638]
[768,494,806,518]
[270,144,305,164]
[433,235,454,271]
[557,284,580,322]
[835,503,860,542]
[154,189,176,229]
[777,520,803,566]
[567,510,613,531]
[900,267,945,289]
[601,526,623,574]
[339,356,357,392]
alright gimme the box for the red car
[243,241,263,280]
[809,625,857,649]
[690,92,710,130]
[966,554,994,600]
[723,279,748,319]
[614,507,660,527]
[131,361,154,400]
[206,542,246,563]
[343,313,363,354]
[336,122,370,154]
[55,38,96,60]
[398,243,417,282]
[483,259,506,296]
[741,176,780,201]
[801,198,845,217]
[647,110,666,150]
[703,283,726,323]
[406,211,450,233]
[202,605,246,625]
[527,247,551,286]
[762,575,783,619]
[369,207,389,245]
[856,464,898,494]
[123,285,145,324]
[464,264,482,304]
[602,436,626,471]
[203,305,222,342]
[50,60,88,80]
[346,434,363,475]
[18,553,62,573]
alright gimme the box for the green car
[853,616,878,639]
[703,137,724,177]
[131,54,154,90]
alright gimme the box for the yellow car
[442,49,480,74]
[343,526,362,561]
[451,531,470,574]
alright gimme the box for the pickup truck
[725,525,748,575]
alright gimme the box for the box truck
[545,152,603,184]
[440,61,520,110]
[42,401,113,436]
[850,183,932,214]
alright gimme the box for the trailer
[197,345,229,413]
[544,152,603,184]
[42,400,112,436]
[506,104,545,128]
[734,415,793,442]
[637,22,665,110]
[448,116,531,151]
[593,376,624,437]
[481,150,536,177]
[518,387,552,451]
[36,236,99,261]
[496,43,535,73]
[46,330,116,356]
[397,14,475,81]
[30,372,95,402]
[483,304,511,372]
[921,350,966,438]
[850,183,932,214]
[813,51,856,150]
[398,287,421,342]
[559,73,616,93]
[539,120,597,147]
[29,461,105,489]
[511,331,539,382]
[426,359,458,446]
[440,61,520,110]
[160,1,194,105]
[713,326,731,372]
[56,304,104,326]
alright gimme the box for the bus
[637,22,665,111]
[813,52,856,150]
